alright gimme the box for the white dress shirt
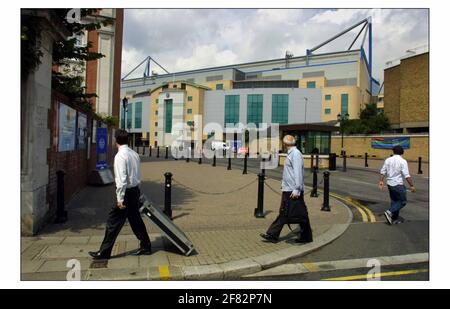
[281,147,304,194]
[380,154,411,187]
[114,145,141,202]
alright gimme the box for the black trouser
[99,186,151,257]
[266,191,312,240]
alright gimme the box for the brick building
[384,52,429,133]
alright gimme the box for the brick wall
[47,92,116,218]
[330,134,429,162]
[384,65,401,126]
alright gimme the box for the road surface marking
[158,265,171,280]
[322,269,428,281]
[302,263,320,272]
[348,198,377,223]
[328,192,369,222]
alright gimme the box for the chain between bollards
[310,166,319,198]
[254,173,265,218]
[321,171,330,211]
[164,172,173,219]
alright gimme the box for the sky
[121,9,428,83]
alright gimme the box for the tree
[344,103,391,134]
[21,9,112,106]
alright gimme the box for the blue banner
[371,137,410,149]
[96,127,108,169]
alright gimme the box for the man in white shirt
[379,145,416,225]
[89,130,151,260]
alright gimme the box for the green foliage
[21,15,44,78]
[96,113,119,127]
[344,103,391,134]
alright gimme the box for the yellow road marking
[158,265,171,280]
[329,192,368,223]
[302,263,321,272]
[322,269,428,281]
[348,198,377,223]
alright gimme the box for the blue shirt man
[281,146,304,196]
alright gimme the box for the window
[216,83,224,90]
[154,132,158,136]
[307,81,316,88]
[247,94,263,128]
[173,84,177,88]
[134,102,142,129]
[188,96,193,101]
[155,110,158,115]
[324,108,331,114]
[155,122,158,126]
[187,108,192,114]
[272,94,288,124]
[164,99,173,133]
[187,121,194,127]
[325,94,331,100]
[126,103,133,129]
[341,94,349,115]
[156,99,159,104]
[224,95,240,127]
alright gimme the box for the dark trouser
[387,185,407,220]
[266,191,312,241]
[99,186,151,257]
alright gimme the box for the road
[186,155,429,280]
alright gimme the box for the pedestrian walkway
[21,158,352,280]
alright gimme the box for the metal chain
[172,177,258,195]
[264,180,313,196]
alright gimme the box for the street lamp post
[122,97,128,131]
[337,112,350,154]
[304,97,308,124]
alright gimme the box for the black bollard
[142,145,145,156]
[149,145,152,157]
[418,157,423,174]
[310,166,319,198]
[262,158,266,176]
[165,146,168,159]
[315,154,319,170]
[55,170,67,223]
[213,153,216,167]
[164,172,173,219]
[321,171,330,211]
[198,154,202,165]
[157,146,160,158]
[365,152,369,167]
[243,153,248,174]
[310,154,314,173]
[227,157,231,170]
[254,173,265,218]
[343,151,347,172]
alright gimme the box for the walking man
[260,135,313,243]
[379,145,416,225]
[89,130,152,260]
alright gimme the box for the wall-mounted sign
[58,103,77,152]
[371,137,410,149]
[77,112,87,149]
[96,127,108,169]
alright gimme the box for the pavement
[21,155,352,281]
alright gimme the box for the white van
[211,141,230,151]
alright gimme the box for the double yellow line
[329,192,377,223]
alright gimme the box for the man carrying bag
[260,135,313,244]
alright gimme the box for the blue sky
[121,9,428,82]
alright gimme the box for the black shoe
[131,247,152,256]
[260,233,279,243]
[89,251,110,260]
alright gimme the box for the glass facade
[324,108,331,114]
[188,96,193,101]
[164,99,173,133]
[341,93,349,115]
[134,102,142,129]
[325,94,331,100]
[272,94,289,124]
[307,81,316,88]
[187,108,192,114]
[216,84,224,90]
[224,95,240,127]
[126,103,132,129]
[306,131,330,154]
[247,94,263,128]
